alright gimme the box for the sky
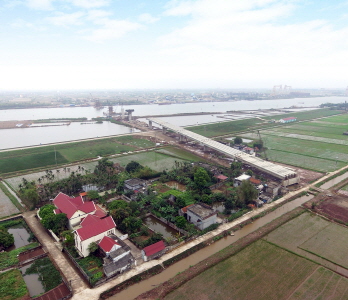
[1,0,348,90]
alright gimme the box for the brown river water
[109,194,313,300]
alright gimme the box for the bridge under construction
[148,118,299,186]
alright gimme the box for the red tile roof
[53,192,95,219]
[143,240,165,256]
[215,174,228,180]
[76,216,116,241]
[250,177,261,185]
[281,117,296,121]
[79,192,87,196]
[98,236,120,253]
[181,204,194,213]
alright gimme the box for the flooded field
[20,263,45,297]
[143,216,179,239]
[321,171,348,189]
[109,194,314,300]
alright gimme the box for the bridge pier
[149,120,152,129]
[162,127,166,134]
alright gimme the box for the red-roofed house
[279,117,297,123]
[53,192,106,229]
[99,236,121,254]
[141,241,166,262]
[214,174,228,182]
[179,204,194,217]
[74,215,117,257]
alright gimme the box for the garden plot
[288,267,348,300]
[299,223,348,269]
[165,240,317,300]
[0,187,19,217]
[264,212,330,251]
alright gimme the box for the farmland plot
[0,187,19,217]
[165,240,317,300]
[288,267,348,300]
[299,223,348,269]
[264,212,330,251]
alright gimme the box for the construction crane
[283,85,292,94]
[271,85,282,96]
[257,130,268,160]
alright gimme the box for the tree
[41,213,68,234]
[125,161,143,173]
[246,169,253,176]
[201,194,212,205]
[88,242,99,255]
[194,167,210,190]
[237,180,258,207]
[234,136,243,144]
[87,190,99,200]
[38,204,55,219]
[0,226,14,249]
[22,188,39,209]
[175,216,187,229]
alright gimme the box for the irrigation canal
[108,194,313,300]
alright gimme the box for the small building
[99,235,134,277]
[124,178,146,191]
[141,240,166,262]
[279,117,297,123]
[186,203,217,231]
[214,174,228,182]
[234,174,251,187]
[243,147,254,155]
[250,177,261,186]
[178,204,194,217]
[265,182,281,198]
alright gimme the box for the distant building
[214,174,228,182]
[234,174,251,187]
[243,147,254,155]
[186,203,217,230]
[124,178,146,191]
[279,117,297,123]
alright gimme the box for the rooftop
[124,178,146,186]
[187,203,216,219]
[76,216,116,241]
[143,240,165,256]
[235,174,251,181]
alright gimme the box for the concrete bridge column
[162,127,166,134]
[149,120,152,129]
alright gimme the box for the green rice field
[0,136,155,175]
[240,112,348,172]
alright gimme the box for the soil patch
[314,194,348,224]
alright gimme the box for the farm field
[240,113,348,172]
[0,269,28,300]
[288,267,348,300]
[0,135,154,175]
[5,147,201,191]
[299,223,348,269]
[0,185,20,217]
[164,240,318,300]
[187,108,342,137]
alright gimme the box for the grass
[299,223,348,269]
[0,182,24,211]
[77,255,104,285]
[288,267,348,299]
[165,240,317,300]
[0,242,39,271]
[0,269,28,300]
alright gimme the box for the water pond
[20,263,45,297]
[143,215,179,239]
[8,225,31,249]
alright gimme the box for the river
[108,194,313,300]
[0,96,345,150]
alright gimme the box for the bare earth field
[315,194,348,223]
[164,240,318,300]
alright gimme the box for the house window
[107,230,113,235]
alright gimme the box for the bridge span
[147,118,299,186]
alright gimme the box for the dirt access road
[22,211,88,294]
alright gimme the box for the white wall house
[186,203,217,231]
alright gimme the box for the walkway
[22,211,88,294]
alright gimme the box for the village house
[265,182,281,198]
[74,214,117,257]
[233,174,251,187]
[243,147,254,155]
[178,204,194,217]
[141,240,166,262]
[99,235,134,277]
[279,116,297,123]
[186,203,217,230]
[124,178,146,192]
[53,192,107,229]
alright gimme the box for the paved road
[22,210,88,294]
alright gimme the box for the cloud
[157,0,348,87]
[86,9,113,21]
[66,0,110,9]
[46,11,85,27]
[84,19,143,42]
[138,13,159,24]
[26,0,54,10]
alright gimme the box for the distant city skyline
[1,0,348,90]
